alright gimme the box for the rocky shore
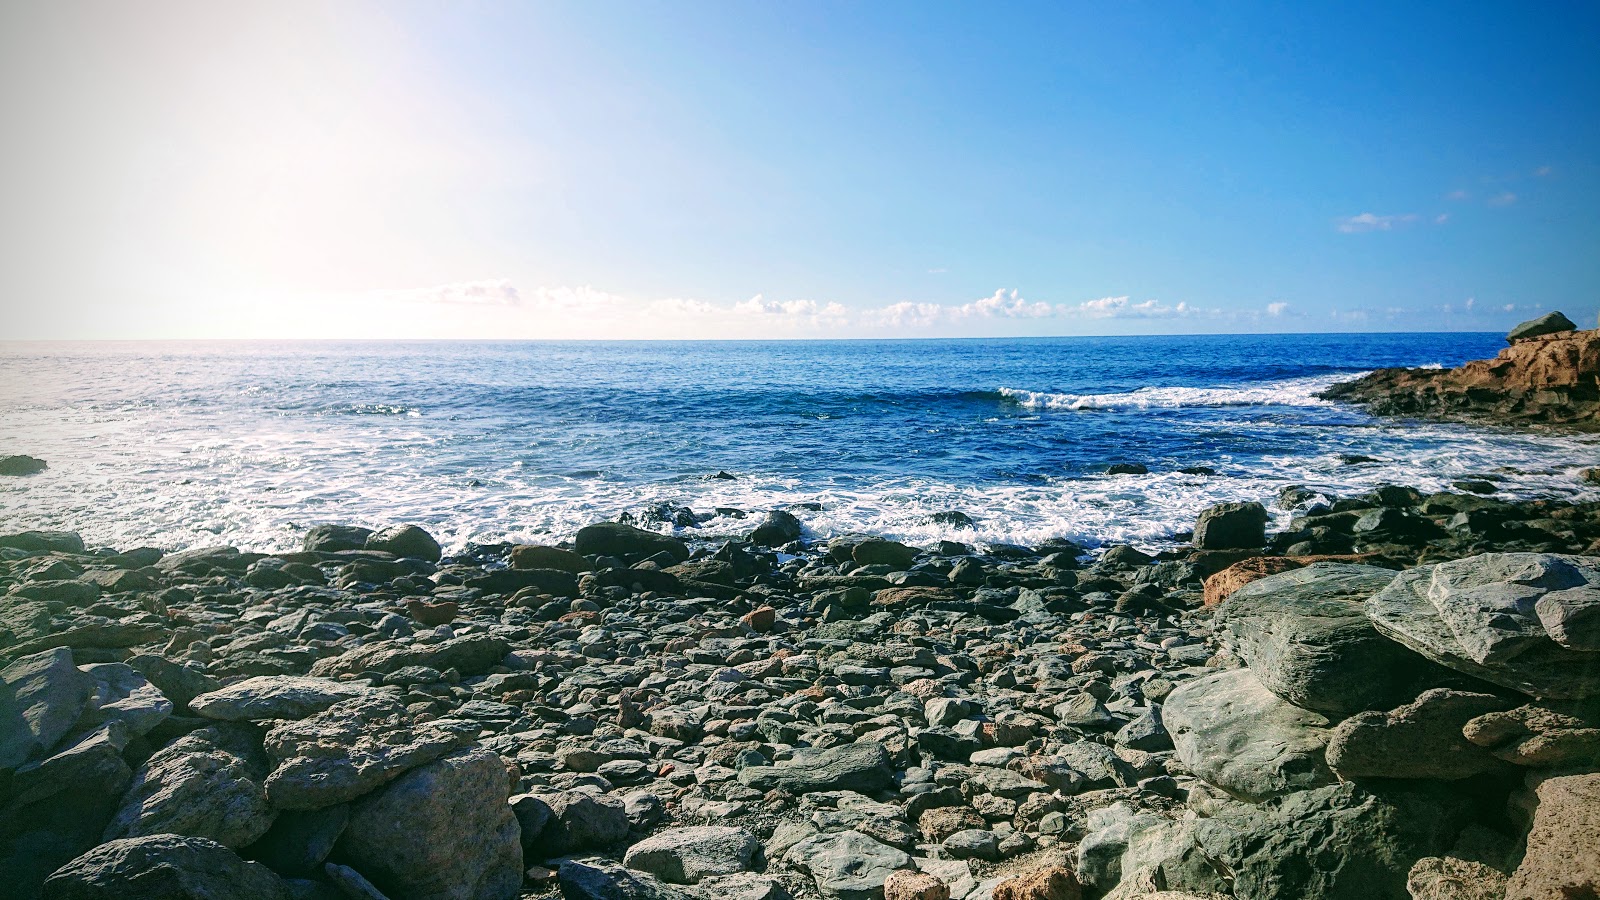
[3,479,1600,900]
[1320,311,1600,429]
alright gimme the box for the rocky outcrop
[1320,320,1600,428]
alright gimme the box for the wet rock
[303,525,374,553]
[1107,464,1148,475]
[1163,668,1334,802]
[853,539,918,569]
[103,723,275,847]
[336,748,522,900]
[0,455,48,476]
[749,511,803,547]
[737,741,894,794]
[784,830,911,900]
[574,522,690,563]
[1366,552,1600,699]
[1325,689,1511,780]
[262,694,469,809]
[1,648,95,770]
[622,825,761,884]
[0,530,84,553]
[41,834,290,900]
[364,524,442,562]
[1192,502,1268,550]
[510,544,589,573]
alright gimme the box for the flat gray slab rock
[1163,668,1334,802]
[1,648,95,770]
[262,694,470,809]
[189,675,372,721]
[1366,553,1600,700]
[736,741,894,794]
[622,825,761,884]
[784,829,911,900]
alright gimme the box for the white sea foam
[997,373,1358,411]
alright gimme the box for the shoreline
[4,480,1598,898]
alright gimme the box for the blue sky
[2,1,1596,339]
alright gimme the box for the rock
[737,741,894,794]
[749,511,803,547]
[124,655,218,711]
[40,834,291,900]
[103,723,275,847]
[1202,556,1307,606]
[1192,502,1268,550]
[1405,857,1508,900]
[309,634,510,678]
[740,606,776,632]
[510,544,589,574]
[1506,310,1577,343]
[0,455,48,476]
[883,871,947,900]
[364,524,441,562]
[1462,701,1600,767]
[557,860,692,900]
[0,531,84,554]
[573,522,690,563]
[529,790,629,856]
[1325,689,1510,780]
[1107,464,1148,475]
[0,724,134,899]
[1504,773,1600,900]
[941,829,999,861]
[303,525,374,553]
[251,805,350,876]
[990,867,1082,900]
[1162,668,1334,802]
[189,675,371,721]
[1,648,96,770]
[1365,552,1600,700]
[261,694,469,809]
[1213,563,1438,718]
[784,830,912,900]
[622,826,761,884]
[405,600,458,626]
[336,748,522,900]
[853,539,918,568]
[1320,326,1600,427]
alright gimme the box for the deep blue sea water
[2,333,1597,553]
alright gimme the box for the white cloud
[1533,165,1553,177]
[1267,301,1289,317]
[1488,191,1517,207]
[1465,297,1476,310]
[1434,213,1449,224]
[380,278,523,306]
[1335,212,1418,233]
[649,297,718,316]
[870,301,946,328]
[1060,296,1195,319]
[1446,189,1471,201]
[951,289,1055,319]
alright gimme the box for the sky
[1,1,1597,340]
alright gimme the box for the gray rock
[1325,689,1511,780]
[737,741,894,794]
[103,723,275,848]
[1366,553,1600,699]
[1,648,96,769]
[784,830,912,900]
[336,749,522,900]
[309,634,510,678]
[40,834,291,900]
[749,511,803,547]
[0,455,48,476]
[303,524,374,553]
[1163,668,1334,802]
[528,790,629,856]
[262,694,469,809]
[364,524,442,562]
[252,805,350,876]
[1506,310,1576,343]
[1214,563,1430,718]
[124,655,218,711]
[558,860,692,900]
[1462,701,1600,767]
[573,522,690,562]
[76,663,172,736]
[190,676,372,721]
[622,825,761,884]
[1,725,134,900]
[1192,501,1268,550]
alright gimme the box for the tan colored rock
[884,870,950,900]
[1406,856,1508,900]
[918,806,986,843]
[1202,554,1380,606]
[991,867,1083,900]
[1463,702,1600,767]
[1505,772,1600,900]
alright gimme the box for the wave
[996,373,1362,411]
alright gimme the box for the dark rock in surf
[0,455,48,476]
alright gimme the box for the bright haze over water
[2,333,1596,555]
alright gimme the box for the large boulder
[1365,553,1600,699]
[302,524,373,553]
[364,524,442,562]
[1462,700,1600,767]
[1506,310,1576,343]
[1213,563,1432,719]
[748,510,803,547]
[40,834,291,900]
[1324,689,1511,780]
[1505,772,1600,899]
[336,748,522,900]
[1162,668,1334,802]
[1192,502,1268,550]
[1,648,96,770]
[622,825,761,884]
[784,830,911,900]
[509,544,589,573]
[262,694,469,809]
[525,790,629,857]
[189,675,372,721]
[737,741,895,794]
[573,522,689,562]
[0,455,48,476]
[103,724,275,848]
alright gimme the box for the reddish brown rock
[990,866,1083,900]
[884,870,950,900]
[404,600,458,626]
[1203,554,1383,606]
[1505,772,1600,900]
[740,606,776,632]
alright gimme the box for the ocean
[2,333,1597,555]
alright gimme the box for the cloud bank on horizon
[0,1,1596,340]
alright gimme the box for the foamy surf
[997,374,1358,411]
